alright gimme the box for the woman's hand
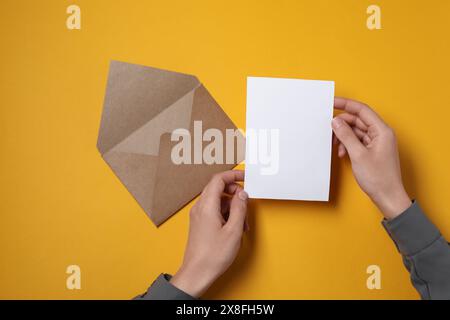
[170,170,249,298]
[332,97,411,220]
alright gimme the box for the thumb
[225,188,248,233]
[332,117,365,158]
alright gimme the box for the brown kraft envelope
[97,61,244,226]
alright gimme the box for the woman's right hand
[331,97,411,220]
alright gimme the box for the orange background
[1,0,449,299]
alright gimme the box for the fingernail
[332,117,343,129]
[238,190,248,201]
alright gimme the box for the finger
[334,97,385,127]
[338,142,346,158]
[333,126,368,156]
[332,117,366,158]
[224,182,242,195]
[353,127,372,145]
[202,170,245,200]
[363,134,371,146]
[335,113,368,131]
[225,187,248,233]
[334,123,368,143]
[352,127,366,139]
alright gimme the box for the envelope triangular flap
[97,61,199,155]
[110,89,195,156]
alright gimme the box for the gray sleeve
[134,274,195,300]
[382,201,450,300]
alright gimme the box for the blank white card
[244,77,334,201]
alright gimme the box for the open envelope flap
[109,89,195,155]
[97,60,199,155]
[150,85,245,226]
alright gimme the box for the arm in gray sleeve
[382,201,450,300]
[134,274,195,300]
